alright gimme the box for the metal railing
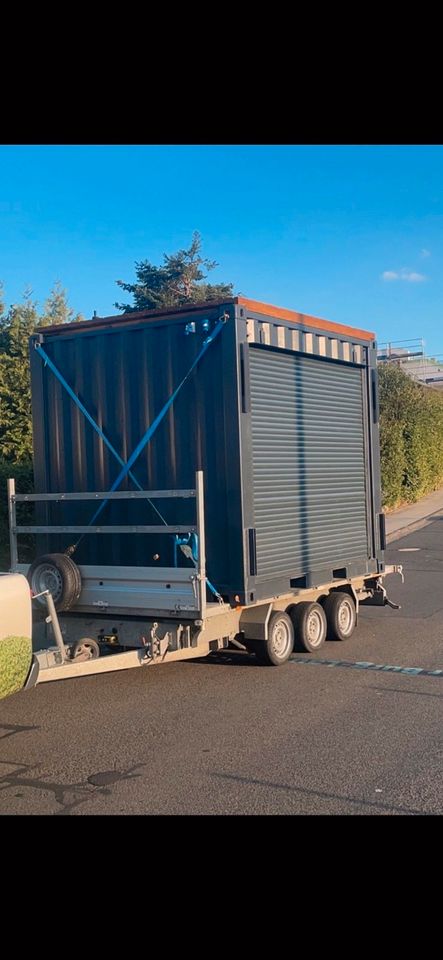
[7,470,207,618]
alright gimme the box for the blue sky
[1,144,442,354]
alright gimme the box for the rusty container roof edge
[36,295,376,345]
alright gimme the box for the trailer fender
[239,603,273,641]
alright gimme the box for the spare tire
[27,553,82,612]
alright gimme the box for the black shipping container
[30,297,384,605]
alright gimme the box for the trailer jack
[360,568,403,610]
[32,589,69,662]
[384,595,401,610]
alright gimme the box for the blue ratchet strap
[175,532,223,602]
[34,342,166,525]
[85,315,226,526]
[206,579,223,600]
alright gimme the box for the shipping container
[28,296,385,606]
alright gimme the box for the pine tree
[40,281,85,326]
[0,289,39,461]
[0,283,84,462]
[115,231,234,312]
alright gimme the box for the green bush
[0,635,32,700]
[379,417,404,507]
[378,364,443,508]
[0,459,34,567]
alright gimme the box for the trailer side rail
[7,472,207,618]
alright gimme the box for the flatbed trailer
[8,474,403,686]
[29,565,403,685]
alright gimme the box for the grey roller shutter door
[249,346,369,581]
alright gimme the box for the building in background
[377,339,443,390]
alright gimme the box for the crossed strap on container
[34,313,228,601]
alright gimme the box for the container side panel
[30,313,244,598]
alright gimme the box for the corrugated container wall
[30,297,384,605]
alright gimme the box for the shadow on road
[0,722,39,740]
[212,771,427,815]
[367,685,443,699]
[0,760,146,815]
[187,649,265,668]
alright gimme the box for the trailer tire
[70,637,100,661]
[322,591,356,640]
[289,601,327,652]
[254,612,294,666]
[28,553,82,612]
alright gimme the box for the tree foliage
[0,289,39,462]
[40,280,85,327]
[0,458,35,565]
[0,281,84,562]
[378,363,443,507]
[115,231,235,312]
[0,282,82,463]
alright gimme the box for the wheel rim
[338,599,354,636]
[31,563,63,603]
[271,618,292,659]
[72,641,97,661]
[307,610,324,648]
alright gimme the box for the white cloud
[381,268,427,283]
[420,248,431,258]
[404,271,426,282]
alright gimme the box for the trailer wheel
[289,601,327,653]
[322,592,356,640]
[254,612,294,666]
[28,553,82,611]
[70,638,100,661]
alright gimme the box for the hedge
[378,364,443,508]
[0,459,34,567]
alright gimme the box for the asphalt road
[1,519,442,815]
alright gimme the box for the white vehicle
[0,572,38,699]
